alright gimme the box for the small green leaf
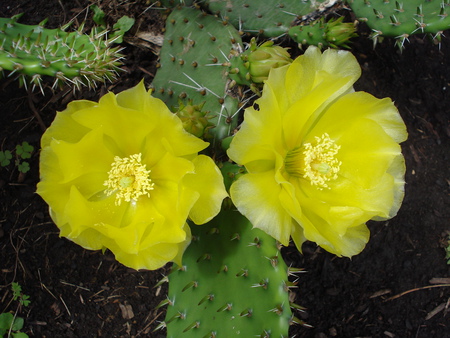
[16,142,33,159]
[111,16,135,43]
[0,150,12,166]
[11,317,24,331]
[90,5,106,26]
[113,16,135,33]
[11,282,22,300]
[20,295,30,307]
[18,162,30,174]
[0,312,14,334]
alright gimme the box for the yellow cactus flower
[227,47,407,257]
[37,81,227,270]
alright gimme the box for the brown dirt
[1,1,449,337]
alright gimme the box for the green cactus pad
[348,0,450,47]
[0,14,124,90]
[289,17,357,49]
[203,0,328,38]
[163,208,293,337]
[151,7,244,145]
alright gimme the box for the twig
[384,284,450,302]
[27,91,46,132]
[59,280,91,292]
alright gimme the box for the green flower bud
[325,17,358,49]
[246,40,292,83]
[228,38,292,87]
[175,101,213,139]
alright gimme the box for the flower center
[284,133,341,189]
[104,153,154,205]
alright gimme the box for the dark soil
[1,1,449,337]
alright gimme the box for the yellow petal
[230,171,293,245]
[133,197,186,246]
[310,92,407,144]
[41,100,95,148]
[149,151,194,184]
[61,186,187,270]
[334,118,402,189]
[183,155,228,224]
[71,93,154,155]
[297,196,371,257]
[373,153,406,220]
[284,47,360,109]
[119,242,180,270]
[49,127,114,184]
[227,83,283,168]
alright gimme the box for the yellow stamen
[104,153,154,205]
[284,133,341,189]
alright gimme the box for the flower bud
[325,17,358,49]
[175,100,213,138]
[246,40,292,83]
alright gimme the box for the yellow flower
[37,81,227,270]
[227,47,407,257]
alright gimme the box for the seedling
[0,142,34,174]
[11,283,30,308]
[0,283,30,338]
[0,151,12,167]
[90,5,135,44]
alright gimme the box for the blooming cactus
[228,47,407,257]
[37,81,227,270]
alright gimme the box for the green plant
[90,5,135,44]
[150,6,244,147]
[33,2,412,337]
[347,0,450,49]
[143,2,406,335]
[160,208,305,337]
[0,13,128,91]
[0,142,34,174]
[0,313,28,338]
[0,150,12,166]
[11,283,30,308]
[0,283,30,338]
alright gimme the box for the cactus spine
[0,14,124,91]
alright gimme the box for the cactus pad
[151,7,245,144]
[0,14,124,90]
[162,208,293,337]
[203,0,329,38]
[348,0,450,47]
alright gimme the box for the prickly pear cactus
[203,0,329,38]
[347,0,450,48]
[0,14,123,90]
[161,208,296,337]
[289,16,358,49]
[151,6,244,145]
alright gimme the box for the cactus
[151,6,245,146]
[203,0,330,38]
[0,14,124,91]
[289,16,358,49]
[159,207,303,337]
[347,0,450,48]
